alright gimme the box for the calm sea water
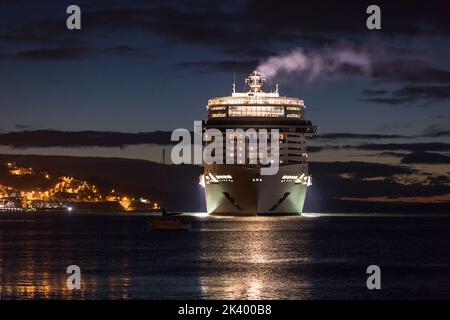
[0,212,449,300]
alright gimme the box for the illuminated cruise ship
[202,71,316,215]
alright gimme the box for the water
[0,212,449,300]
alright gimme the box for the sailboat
[147,149,191,231]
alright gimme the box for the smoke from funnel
[256,47,372,81]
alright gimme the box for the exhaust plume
[257,46,372,81]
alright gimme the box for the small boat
[147,218,191,231]
[146,149,190,231]
[161,207,182,216]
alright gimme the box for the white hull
[204,164,308,215]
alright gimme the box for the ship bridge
[205,71,316,134]
[208,71,304,111]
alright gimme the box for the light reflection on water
[197,218,312,300]
[1,213,450,299]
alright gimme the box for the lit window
[228,106,284,117]
[209,106,226,111]
[211,113,227,118]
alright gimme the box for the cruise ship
[202,71,316,215]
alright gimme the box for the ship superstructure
[202,71,316,215]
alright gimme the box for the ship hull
[204,164,308,216]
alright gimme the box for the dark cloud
[347,143,450,152]
[401,152,450,164]
[3,0,450,59]
[0,18,87,47]
[375,122,412,133]
[310,161,415,180]
[422,123,450,137]
[99,45,144,55]
[361,59,450,106]
[1,46,145,61]
[15,48,91,61]
[2,130,447,149]
[313,133,405,140]
[307,162,450,209]
[362,97,409,105]
[379,151,407,157]
[14,124,33,130]
[362,89,390,96]
[0,130,409,148]
[363,85,450,106]
[425,175,450,185]
[393,85,450,101]
[424,130,450,137]
[0,130,175,147]
[371,59,450,84]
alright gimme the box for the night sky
[1,0,449,134]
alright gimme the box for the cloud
[0,130,408,148]
[422,123,450,137]
[371,59,450,84]
[379,151,407,157]
[0,130,175,147]
[14,124,34,130]
[346,143,450,152]
[15,48,91,61]
[425,175,450,185]
[424,130,450,137]
[4,0,450,60]
[3,130,446,149]
[305,162,450,213]
[363,84,450,106]
[401,152,450,164]
[362,89,390,96]
[0,46,145,61]
[375,122,412,133]
[312,133,405,140]
[362,97,410,106]
[98,1,450,53]
[394,85,450,101]
[310,161,415,180]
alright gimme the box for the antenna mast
[232,71,236,93]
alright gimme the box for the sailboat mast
[161,148,166,212]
